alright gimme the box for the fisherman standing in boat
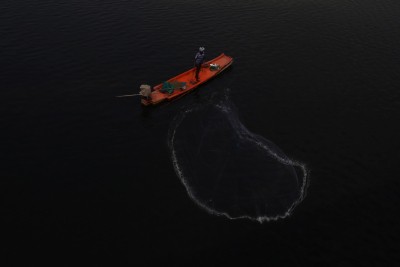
[194,47,206,83]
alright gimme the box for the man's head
[199,47,205,52]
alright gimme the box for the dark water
[2,0,400,265]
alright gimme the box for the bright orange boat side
[142,53,233,106]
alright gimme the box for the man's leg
[195,65,201,81]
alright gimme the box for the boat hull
[141,53,233,106]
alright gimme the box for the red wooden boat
[140,53,233,106]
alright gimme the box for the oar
[115,94,142,98]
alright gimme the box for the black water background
[2,0,400,265]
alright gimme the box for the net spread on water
[168,90,309,222]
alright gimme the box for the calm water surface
[2,0,400,265]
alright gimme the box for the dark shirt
[195,51,205,66]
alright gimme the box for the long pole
[115,94,142,98]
